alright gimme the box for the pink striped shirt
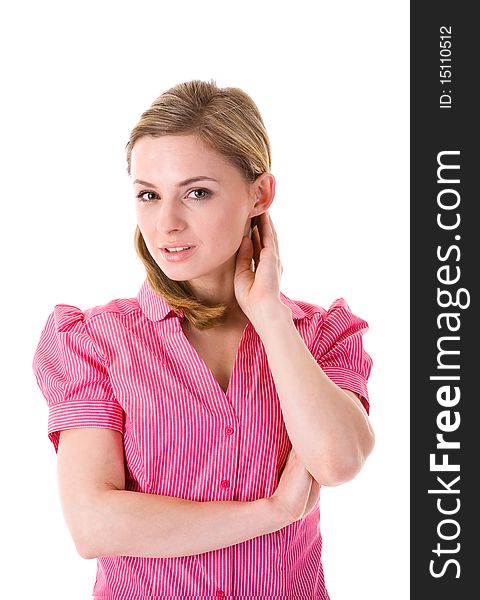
[32,277,372,599]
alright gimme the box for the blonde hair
[126,79,272,329]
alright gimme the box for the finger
[256,213,265,248]
[259,211,274,249]
[251,225,261,268]
[269,214,279,249]
[235,235,254,276]
[266,212,282,272]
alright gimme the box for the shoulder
[45,292,143,338]
[82,295,141,323]
[279,291,354,322]
[280,292,370,347]
[50,292,142,325]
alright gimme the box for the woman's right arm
[56,428,300,560]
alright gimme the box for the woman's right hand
[269,447,320,525]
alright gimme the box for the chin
[156,261,206,282]
[155,248,235,282]
[161,271,194,282]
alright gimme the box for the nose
[155,197,186,235]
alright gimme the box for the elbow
[76,539,97,560]
[67,493,109,560]
[64,514,97,559]
[317,461,361,487]
[315,433,376,487]
[71,518,101,560]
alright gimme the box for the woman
[32,79,375,599]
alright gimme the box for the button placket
[221,424,236,492]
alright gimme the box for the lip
[159,245,197,262]
[161,242,196,249]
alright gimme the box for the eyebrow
[133,176,220,188]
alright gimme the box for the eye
[187,188,211,201]
[136,190,159,202]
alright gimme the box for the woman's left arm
[235,209,375,487]
[254,305,375,487]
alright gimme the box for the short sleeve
[32,304,124,453]
[309,298,373,414]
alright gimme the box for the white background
[0,1,409,598]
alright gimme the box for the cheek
[135,216,157,252]
[135,208,145,227]
[136,209,155,233]
[208,214,244,248]
[135,219,149,240]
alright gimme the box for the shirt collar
[137,278,182,322]
[137,277,308,322]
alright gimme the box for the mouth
[162,245,194,253]
[159,245,197,262]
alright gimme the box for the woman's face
[131,134,270,293]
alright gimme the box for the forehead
[130,134,231,177]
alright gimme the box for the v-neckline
[177,318,252,399]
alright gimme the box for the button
[220,479,230,489]
[225,426,234,435]
[216,589,225,598]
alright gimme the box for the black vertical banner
[411,3,478,598]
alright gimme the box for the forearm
[82,490,285,559]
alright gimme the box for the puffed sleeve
[32,304,124,453]
[309,298,373,414]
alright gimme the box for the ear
[250,172,276,216]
